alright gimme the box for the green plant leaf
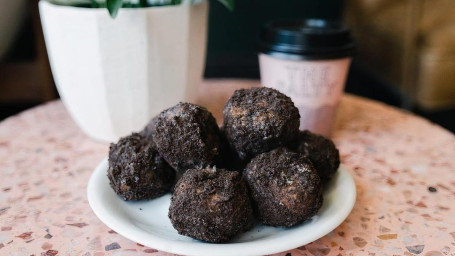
[49,0,93,7]
[216,0,234,11]
[107,0,123,18]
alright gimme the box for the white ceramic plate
[87,158,356,256]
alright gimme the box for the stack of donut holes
[107,87,340,243]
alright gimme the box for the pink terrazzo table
[0,80,454,256]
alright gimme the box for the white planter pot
[39,0,208,142]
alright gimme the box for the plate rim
[87,157,356,256]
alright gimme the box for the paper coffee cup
[259,19,355,137]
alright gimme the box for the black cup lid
[259,19,356,60]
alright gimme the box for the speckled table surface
[0,80,454,256]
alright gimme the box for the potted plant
[39,0,233,142]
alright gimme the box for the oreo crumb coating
[107,133,175,201]
[244,148,323,227]
[223,87,300,160]
[295,130,340,183]
[169,167,254,243]
[149,103,224,173]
